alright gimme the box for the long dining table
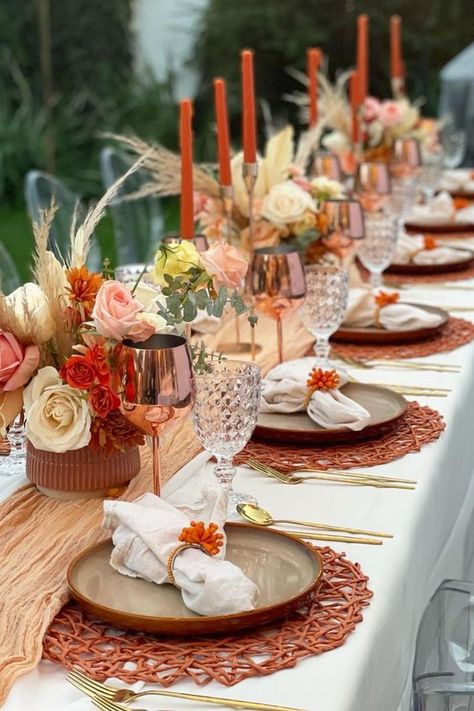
[2,277,474,711]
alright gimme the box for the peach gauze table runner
[0,313,312,703]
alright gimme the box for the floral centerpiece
[110,126,346,261]
[0,189,250,495]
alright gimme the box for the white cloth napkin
[343,288,444,331]
[393,233,472,265]
[103,486,258,617]
[407,191,456,225]
[260,357,371,431]
[440,170,474,194]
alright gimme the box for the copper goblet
[312,151,343,181]
[353,161,391,212]
[121,334,194,497]
[320,199,365,267]
[391,137,422,179]
[247,245,306,364]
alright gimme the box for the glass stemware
[419,149,443,202]
[247,246,306,364]
[192,360,261,519]
[121,333,194,497]
[440,128,467,169]
[299,265,349,366]
[392,137,422,179]
[0,413,26,477]
[357,213,398,290]
[319,198,365,266]
[312,151,343,181]
[353,161,392,212]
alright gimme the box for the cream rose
[154,241,202,287]
[125,281,161,312]
[261,181,316,227]
[24,367,91,453]
[7,283,55,344]
[310,176,344,201]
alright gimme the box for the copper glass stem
[276,316,283,364]
[152,435,161,497]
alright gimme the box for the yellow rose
[153,241,202,287]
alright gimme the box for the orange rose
[84,344,110,386]
[89,385,121,418]
[60,354,97,390]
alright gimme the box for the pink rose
[193,191,209,218]
[363,96,381,123]
[200,243,249,290]
[0,331,40,392]
[125,316,156,343]
[378,101,403,127]
[92,281,144,340]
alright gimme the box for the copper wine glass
[121,334,195,497]
[319,199,365,267]
[391,137,422,179]
[353,161,391,212]
[247,246,306,363]
[312,151,343,181]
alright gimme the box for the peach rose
[200,243,249,291]
[92,281,144,340]
[363,96,381,123]
[125,313,158,342]
[0,331,40,392]
[378,101,403,127]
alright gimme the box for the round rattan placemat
[43,546,372,687]
[237,401,444,473]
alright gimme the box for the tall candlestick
[356,14,369,102]
[307,47,322,127]
[390,15,403,79]
[241,49,257,164]
[213,78,232,187]
[179,98,194,239]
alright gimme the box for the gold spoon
[237,503,392,539]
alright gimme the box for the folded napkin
[393,233,472,265]
[440,170,474,194]
[103,486,258,616]
[260,357,370,431]
[343,288,444,331]
[407,191,456,225]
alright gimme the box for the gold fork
[247,458,416,485]
[337,354,460,373]
[67,669,307,711]
[247,459,416,490]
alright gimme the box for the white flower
[321,131,351,155]
[310,176,344,200]
[125,281,161,313]
[134,311,181,334]
[7,282,55,344]
[261,181,315,227]
[24,366,91,453]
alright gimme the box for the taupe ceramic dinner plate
[386,249,474,276]
[68,523,323,636]
[332,304,449,345]
[254,382,407,446]
[405,221,474,234]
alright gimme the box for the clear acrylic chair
[99,147,164,265]
[0,242,21,294]
[413,579,474,710]
[24,170,102,271]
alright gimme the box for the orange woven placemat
[331,317,474,361]
[237,401,444,473]
[42,546,372,687]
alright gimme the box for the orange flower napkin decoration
[374,290,400,328]
[178,521,224,556]
[305,367,340,406]
[423,235,438,251]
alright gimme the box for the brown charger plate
[67,523,323,636]
[332,304,449,345]
[254,382,407,446]
[405,220,474,234]
[386,249,474,276]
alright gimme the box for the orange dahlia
[65,266,103,316]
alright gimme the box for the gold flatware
[68,669,307,711]
[337,354,460,373]
[444,305,474,312]
[247,459,416,490]
[393,282,474,292]
[364,383,450,396]
[277,529,382,545]
[247,458,416,485]
[237,503,392,538]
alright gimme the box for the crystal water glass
[0,413,26,477]
[419,149,443,201]
[299,265,349,366]
[357,214,398,290]
[441,128,467,169]
[388,176,418,239]
[192,360,261,519]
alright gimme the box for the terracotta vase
[26,441,141,500]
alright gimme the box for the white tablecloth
[3,280,474,711]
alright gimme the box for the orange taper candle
[307,47,322,127]
[213,78,232,186]
[356,14,369,101]
[179,98,194,239]
[241,49,257,163]
[350,70,361,144]
[390,15,403,80]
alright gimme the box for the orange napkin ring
[304,368,340,406]
[373,290,400,328]
[167,521,224,587]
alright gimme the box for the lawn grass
[0,196,180,285]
